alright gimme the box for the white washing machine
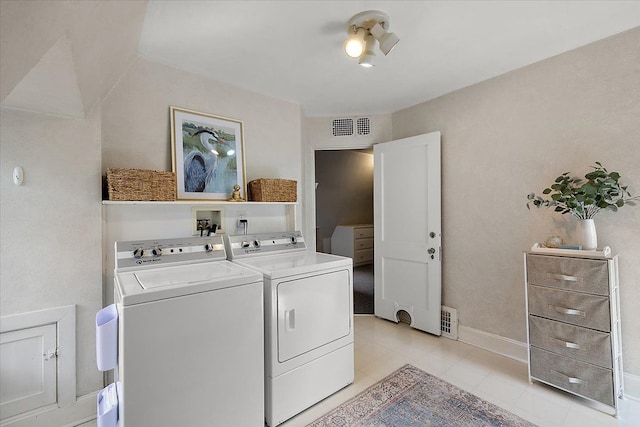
[225,231,354,427]
[104,236,264,426]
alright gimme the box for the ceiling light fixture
[344,10,399,67]
[358,34,376,68]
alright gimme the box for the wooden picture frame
[170,106,246,201]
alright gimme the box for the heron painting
[171,107,246,200]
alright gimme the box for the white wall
[0,107,104,397]
[392,27,640,375]
[101,58,302,182]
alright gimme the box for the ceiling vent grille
[357,117,370,135]
[332,118,354,136]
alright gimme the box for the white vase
[576,219,597,250]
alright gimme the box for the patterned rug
[307,365,536,427]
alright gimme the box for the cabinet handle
[548,273,578,282]
[549,305,584,316]
[552,370,584,384]
[553,337,581,349]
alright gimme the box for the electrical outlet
[237,211,247,227]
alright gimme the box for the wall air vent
[332,118,354,137]
[357,117,370,135]
[441,305,458,340]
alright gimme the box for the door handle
[285,309,296,332]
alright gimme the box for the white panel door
[277,270,351,362]
[374,132,442,335]
[0,324,57,419]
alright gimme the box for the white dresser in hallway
[524,250,623,415]
[331,224,374,266]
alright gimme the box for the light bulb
[344,27,366,58]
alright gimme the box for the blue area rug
[307,365,536,427]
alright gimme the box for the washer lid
[115,261,262,305]
[233,251,352,279]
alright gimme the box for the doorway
[314,149,374,314]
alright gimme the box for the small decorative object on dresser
[526,162,639,250]
[331,224,374,266]
[524,250,623,415]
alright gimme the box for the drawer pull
[549,305,584,316]
[548,273,578,282]
[553,338,581,349]
[552,370,584,384]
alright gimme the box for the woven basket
[107,168,176,201]
[248,179,297,202]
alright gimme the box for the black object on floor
[353,263,374,314]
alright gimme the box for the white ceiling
[138,1,640,117]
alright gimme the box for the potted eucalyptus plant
[527,162,638,250]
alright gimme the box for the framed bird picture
[170,106,246,201]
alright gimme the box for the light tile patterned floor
[79,315,639,427]
[279,316,638,427]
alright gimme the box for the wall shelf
[102,200,297,206]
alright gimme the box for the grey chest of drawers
[524,252,623,415]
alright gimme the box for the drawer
[526,254,609,295]
[354,228,374,239]
[528,285,610,332]
[529,315,612,368]
[355,238,374,250]
[354,248,373,265]
[530,347,614,406]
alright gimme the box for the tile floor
[79,315,639,427]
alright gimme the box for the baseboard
[624,372,640,401]
[458,325,528,363]
[0,392,97,427]
[457,325,640,401]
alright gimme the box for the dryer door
[277,269,351,362]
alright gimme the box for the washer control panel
[115,235,226,270]
[225,231,306,259]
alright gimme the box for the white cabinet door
[277,270,351,362]
[374,132,442,335]
[1,324,57,419]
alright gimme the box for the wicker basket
[247,179,297,202]
[107,168,176,201]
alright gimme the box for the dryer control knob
[253,240,261,248]
[204,243,213,252]
[133,248,145,258]
[290,236,297,244]
[241,241,250,248]
[152,247,163,256]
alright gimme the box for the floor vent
[441,306,458,340]
[332,118,354,136]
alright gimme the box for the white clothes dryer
[108,236,264,427]
[225,231,354,427]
